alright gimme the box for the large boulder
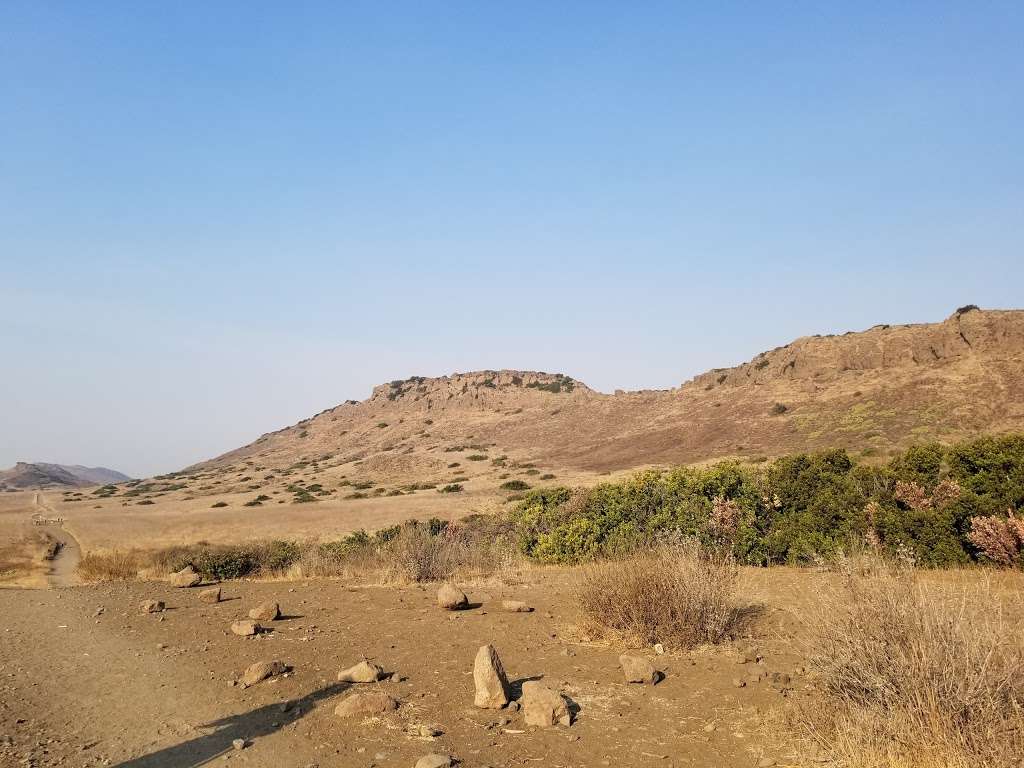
[248,602,281,621]
[140,599,165,614]
[169,566,201,588]
[231,619,261,636]
[437,583,468,610]
[334,691,399,718]
[241,660,287,687]
[521,681,571,727]
[473,644,511,709]
[337,660,385,683]
[198,587,222,604]
[620,654,660,684]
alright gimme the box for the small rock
[406,723,443,738]
[232,739,246,751]
[437,584,468,610]
[619,654,660,685]
[653,643,665,655]
[140,600,165,614]
[241,660,287,687]
[248,602,281,621]
[231,620,261,637]
[756,759,777,767]
[334,691,398,718]
[337,660,385,683]
[169,566,202,588]
[414,755,453,768]
[521,681,571,727]
[500,600,533,613]
[198,587,222,604]
[732,677,747,688]
[473,644,511,709]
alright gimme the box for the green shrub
[501,480,531,492]
[439,484,463,493]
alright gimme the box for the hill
[194,306,1024,479]
[0,462,131,490]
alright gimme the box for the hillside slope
[194,307,1024,479]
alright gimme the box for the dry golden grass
[574,538,746,649]
[799,554,1024,768]
[76,550,143,581]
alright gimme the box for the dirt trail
[33,491,81,587]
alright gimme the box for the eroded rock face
[241,660,286,687]
[337,660,385,683]
[437,584,468,610]
[473,644,510,709]
[248,602,280,621]
[333,691,399,718]
[198,587,221,604]
[521,681,571,727]
[620,654,660,684]
[230,619,261,636]
[140,599,165,614]
[169,566,201,588]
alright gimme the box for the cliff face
[194,308,1024,479]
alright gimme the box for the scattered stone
[653,643,665,655]
[337,660,385,683]
[140,600,165,614]
[414,755,453,768]
[757,759,777,767]
[232,739,246,751]
[473,645,511,709]
[738,644,763,664]
[248,602,281,621]
[437,584,468,610]
[732,677,747,688]
[231,620,261,637]
[619,654,660,685]
[521,681,571,727]
[334,691,399,718]
[169,566,202,588]
[241,660,287,687]
[198,587,222,604]
[500,600,533,613]
[407,723,444,738]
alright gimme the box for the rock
[198,587,221,604]
[437,584,468,610]
[232,739,246,751]
[334,691,399,718]
[757,759,777,767]
[231,620,261,636]
[140,599,165,614]
[241,660,287,687]
[619,654,660,684]
[473,644,511,709]
[248,602,281,621]
[169,566,201,588]
[738,644,762,664]
[732,677,747,688]
[337,660,385,683]
[415,755,453,768]
[406,723,443,737]
[653,643,665,655]
[500,600,533,613]
[521,681,571,727]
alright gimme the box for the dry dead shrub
[574,537,743,649]
[968,509,1024,566]
[800,555,1024,767]
[77,550,142,581]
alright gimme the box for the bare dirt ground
[0,569,815,768]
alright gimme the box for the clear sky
[1,2,1022,477]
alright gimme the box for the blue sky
[1,2,1022,477]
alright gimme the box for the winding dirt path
[32,491,81,587]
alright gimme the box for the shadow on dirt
[110,682,348,768]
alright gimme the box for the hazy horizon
[3,3,1022,477]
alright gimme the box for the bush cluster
[510,434,1024,566]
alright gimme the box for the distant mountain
[0,462,132,490]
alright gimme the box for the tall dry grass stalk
[800,553,1024,768]
[574,537,744,649]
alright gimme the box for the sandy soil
[0,570,814,768]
